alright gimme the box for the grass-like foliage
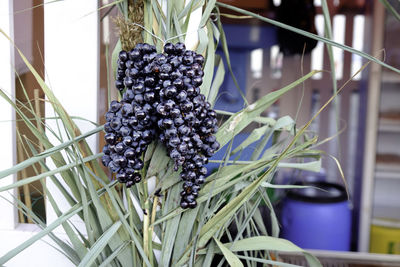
[1,0,399,266]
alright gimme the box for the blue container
[281,182,351,251]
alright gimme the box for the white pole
[358,3,385,252]
[0,0,17,230]
[44,0,99,228]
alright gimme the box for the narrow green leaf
[321,0,340,155]
[175,168,275,266]
[2,194,81,265]
[198,163,267,202]
[146,143,170,178]
[172,9,184,43]
[160,168,181,191]
[196,27,208,55]
[177,0,203,20]
[23,139,79,210]
[1,26,111,190]
[45,186,89,261]
[160,184,181,266]
[85,167,151,267]
[277,159,321,172]
[236,255,301,267]
[166,0,173,39]
[0,89,82,200]
[199,0,216,27]
[251,116,295,161]
[181,0,195,34]
[261,182,316,190]
[98,242,130,267]
[153,161,265,226]
[202,238,216,267]
[230,198,261,245]
[0,153,101,192]
[81,0,123,19]
[379,0,400,22]
[215,12,248,105]
[208,55,225,105]
[172,206,199,264]
[111,39,121,80]
[216,71,319,149]
[151,0,166,51]
[232,125,270,154]
[79,166,134,267]
[122,0,128,18]
[0,126,103,179]
[197,170,275,252]
[214,238,244,267]
[211,21,220,45]
[192,59,368,267]
[200,22,215,97]
[78,221,123,267]
[212,236,321,267]
[252,208,268,236]
[0,200,87,265]
[39,239,81,266]
[166,165,253,217]
[144,141,157,163]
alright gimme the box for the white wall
[44,0,99,230]
[0,225,74,267]
[0,0,99,265]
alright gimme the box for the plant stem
[126,186,138,265]
[142,176,153,266]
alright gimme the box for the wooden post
[16,132,33,223]
[34,89,45,212]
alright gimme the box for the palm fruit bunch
[102,42,220,209]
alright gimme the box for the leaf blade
[78,221,123,267]
[214,238,244,267]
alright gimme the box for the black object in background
[276,0,318,55]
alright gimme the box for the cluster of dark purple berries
[101,42,220,209]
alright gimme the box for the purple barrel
[280,181,351,251]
